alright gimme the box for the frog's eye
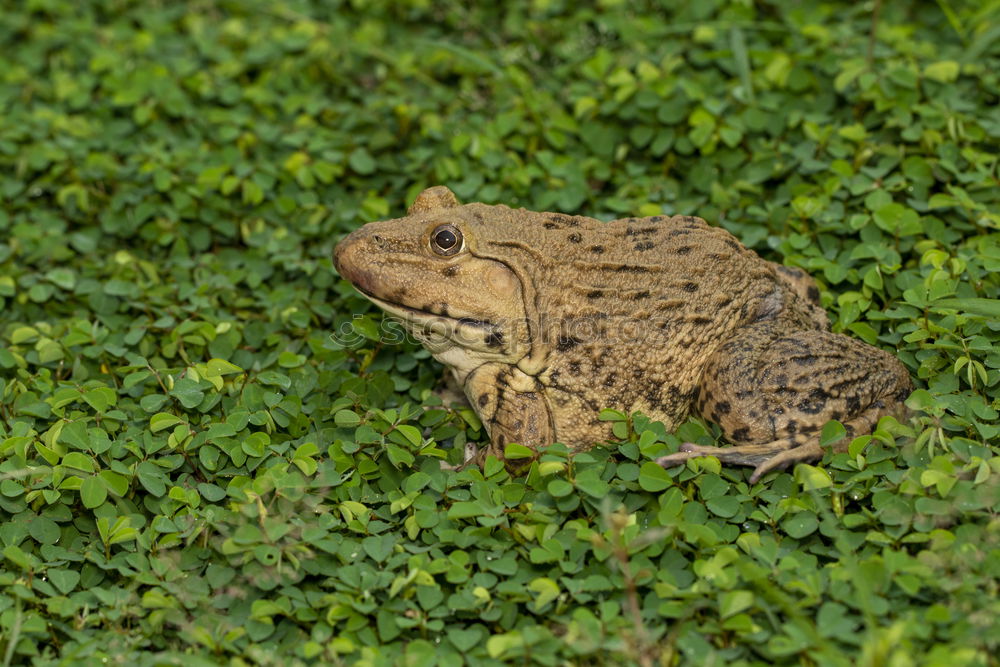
[430,224,463,256]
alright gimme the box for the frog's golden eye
[430,224,463,256]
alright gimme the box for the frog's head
[334,186,532,370]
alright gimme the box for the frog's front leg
[658,322,912,483]
[463,363,554,466]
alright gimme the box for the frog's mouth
[355,286,506,352]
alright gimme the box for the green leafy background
[1,1,999,665]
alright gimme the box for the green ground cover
[1,0,999,664]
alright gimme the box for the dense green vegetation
[1,1,999,664]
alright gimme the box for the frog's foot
[742,442,823,483]
[656,438,823,483]
[439,442,481,471]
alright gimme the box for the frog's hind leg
[658,400,892,483]
[657,323,911,483]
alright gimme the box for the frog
[333,186,912,482]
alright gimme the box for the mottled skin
[334,187,912,482]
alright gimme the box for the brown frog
[333,186,912,482]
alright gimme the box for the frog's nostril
[372,234,385,248]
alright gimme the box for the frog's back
[466,207,781,326]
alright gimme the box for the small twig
[604,507,655,667]
[614,543,653,667]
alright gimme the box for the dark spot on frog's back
[568,233,582,243]
[547,213,577,226]
[675,246,693,255]
[556,336,581,351]
[683,281,698,292]
[777,265,799,277]
[797,387,828,414]
[630,290,650,300]
[808,286,820,302]
[543,222,559,230]
[648,386,670,409]
[634,241,655,251]
[443,265,459,277]
[731,427,750,442]
[616,265,649,273]
[589,245,605,254]
[478,394,490,407]
[586,289,603,299]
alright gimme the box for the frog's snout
[333,227,372,293]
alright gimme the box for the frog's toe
[747,442,824,483]
[655,443,719,467]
